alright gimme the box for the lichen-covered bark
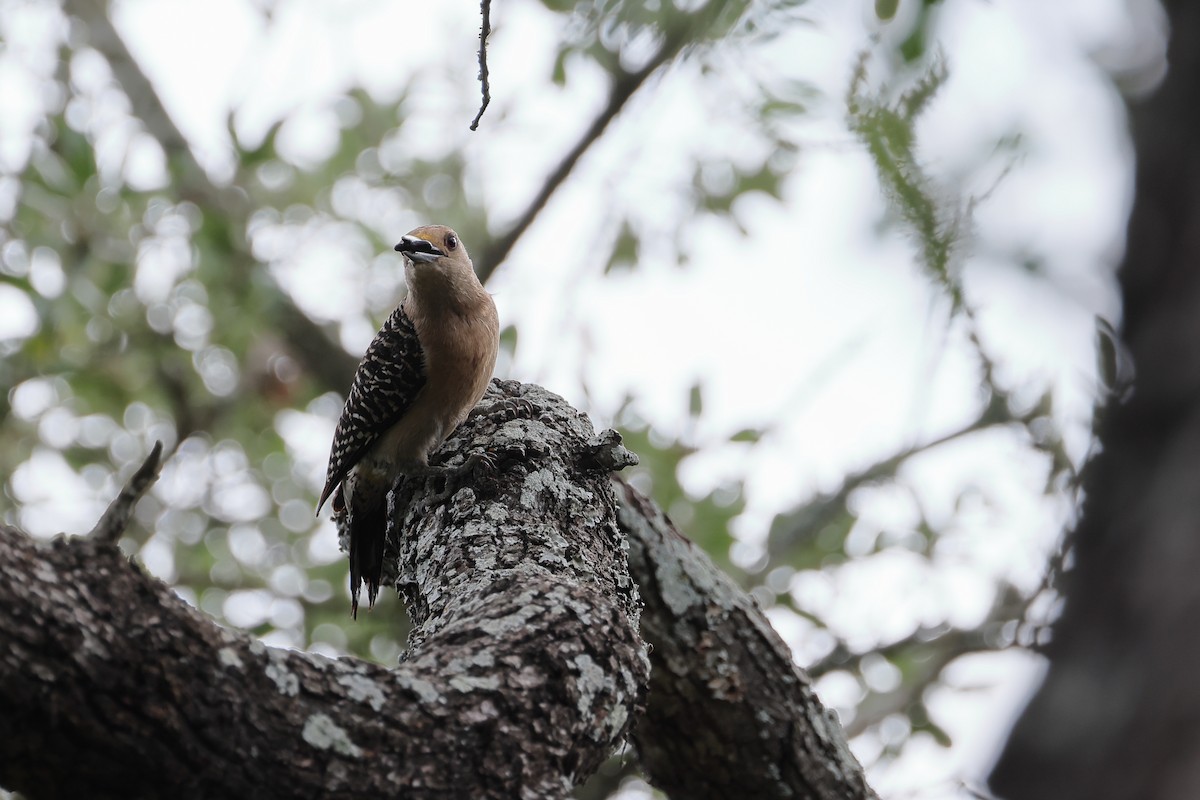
[386,380,649,791]
[0,380,648,800]
[616,480,876,800]
[0,379,876,800]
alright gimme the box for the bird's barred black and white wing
[318,305,426,512]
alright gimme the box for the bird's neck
[403,265,487,322]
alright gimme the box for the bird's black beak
[395,235,445,263]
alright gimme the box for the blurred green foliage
[0,0,1087,788]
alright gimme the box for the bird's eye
[445,233,458,251]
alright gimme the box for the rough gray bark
[990,3,1200,798]
[0,381,648,799]
[616,481,876,800]
[0,380,875,799]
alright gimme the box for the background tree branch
[616,480,876,800]
[66,0,363,392]
[990,2,1200,797]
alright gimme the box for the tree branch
[0,381,648,799]
[0,380,877,798]
[836,625,988,740]
[767,398,1021,564]
[475,41,681,283]
[75,0,190,157]
[991,4,1200,795]
[616,479,877,800]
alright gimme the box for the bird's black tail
[347,493,387,619]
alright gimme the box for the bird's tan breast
[422,310,499,428]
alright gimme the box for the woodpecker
[317,225,500,617]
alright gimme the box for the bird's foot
[415,450,497,482]
[451,449,497,478]
[476,396,538,424]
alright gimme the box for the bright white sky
[0,0,1161,796]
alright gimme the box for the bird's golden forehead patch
[401,225,464,258]
[407,225,451,242]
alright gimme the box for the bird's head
[395,225,471,270]
[394,225,485,304]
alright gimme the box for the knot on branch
[577,429,639,473]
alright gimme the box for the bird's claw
[479,397,537,423]
[456,449,497,477]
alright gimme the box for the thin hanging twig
[470,0,493,131]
